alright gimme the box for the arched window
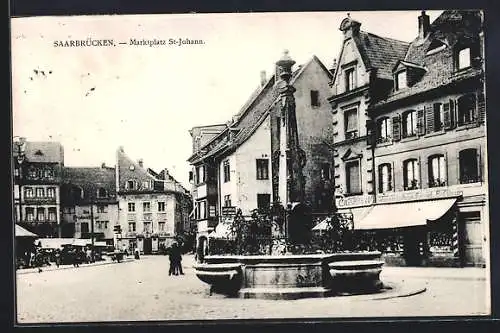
[428,155,447,187]
[378,163,392,193]
[377,117,392,143]
[403,159,419,190]
[459,149,479,184]
[97,187,107,198]
[402,110,417,138]
[457,94,476,126]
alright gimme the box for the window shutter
[377,165,382,193]
[449,99,456,129]
[443,102,452,130]
[425,105,434,133]
[417,108,426,135]
[392,115,401,141]
[477,91,486,125]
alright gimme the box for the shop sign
[377,188,463,204]
[221,206,237,216]
[336,195,374,209]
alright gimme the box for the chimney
[138,159,143,168]
[260,70,267,86]
[418,10,430,39]
[339,13,361,39]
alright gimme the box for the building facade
[328,10,487,266]
[188,55,334,251]
[13,138,64,238]
[60,165,119,245]
[115,147,192,254]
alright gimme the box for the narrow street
[16,255,489,323]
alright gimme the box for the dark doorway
[402,227,427,266]
[143,237,152,255]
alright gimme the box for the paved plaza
[16,255,490,323]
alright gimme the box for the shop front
[345,189,483,267]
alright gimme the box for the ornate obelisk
[271,50,308,244]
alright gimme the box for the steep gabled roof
[189,56,332,164]
[61,166,117,204]
[355,31,410,80]
[13,141,64,164]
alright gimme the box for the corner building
[328,10,487,267]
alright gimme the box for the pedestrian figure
[86,247,93,264]
[134,249,140,260]
[171,242,184,275]
[55,249,61,268]
[167,245,176,276]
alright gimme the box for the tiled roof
[374,10,483,107]
[61,167,117,203]
[13,141,64,163]
[355,31,410,80]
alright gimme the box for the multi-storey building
[188,55,334,251]
[115,147,192,254]
[60,165,118,244]
[328,10,487,266]
[13,138,64,238]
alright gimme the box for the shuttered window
[417,109,426,135]
[346,161,361,194]
[459,149,479,184]
[457,94,476,126]
[377,117,392,143]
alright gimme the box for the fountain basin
[194,251,384,299]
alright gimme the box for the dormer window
[426,40,447,56]
[455,41,480,71]
[345,67,356,92]
[126,180,137,190]
[395,70,407,91]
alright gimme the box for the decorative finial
[347,13,351,18]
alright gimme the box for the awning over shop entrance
[355,198,457,230]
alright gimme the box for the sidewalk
[381,266,488,281]
[17,257,135,275]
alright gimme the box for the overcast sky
[11,10,443,187]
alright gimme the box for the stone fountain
[194,51,385,300]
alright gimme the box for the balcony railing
[428,179,447,188]
[460,175,480,184]
[345,130,358,140]
[157,212,167,222]
[127,213,137,222]
[376,136,392,144]
[143,212,153,221]
[404,180,419,191]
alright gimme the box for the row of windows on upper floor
[125,221,168,233]
[127,201,166,212]
[343,148,481,195]
[125,179,154,191]
[15,167,56,180]
[23,186,57,199]
[70,186,109,200]
[23,207,58,222]
[341,91,485,142]
[191,159,332,186]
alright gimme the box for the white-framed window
[396,70,407,90]
[36,187,45,197]
[128,222,136,232]
[196,165,205,184]
[223,195,232,207]
[143,222,152,233]
[24,187,34,198]
[126,180,136,190]
[345,160,361,194]
[378,163,393,193]
[344,108,358,139]
[143,202,151,212]
[345,67,356,92]
[403,159,419,190]
[128,202,135,212]
[46,187,56,198]
[97,205,106,213]
[403,110,417,137]
[377,117,392,143]
[458,47,471,70]
[158,222,165,231]
[48,208,57,221]
[223,160,230,182]
[26,207,35,221]
[428,155,447,187]
[158,201,165,212]
[37,208,45,221]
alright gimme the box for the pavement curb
[17,258,135,275]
